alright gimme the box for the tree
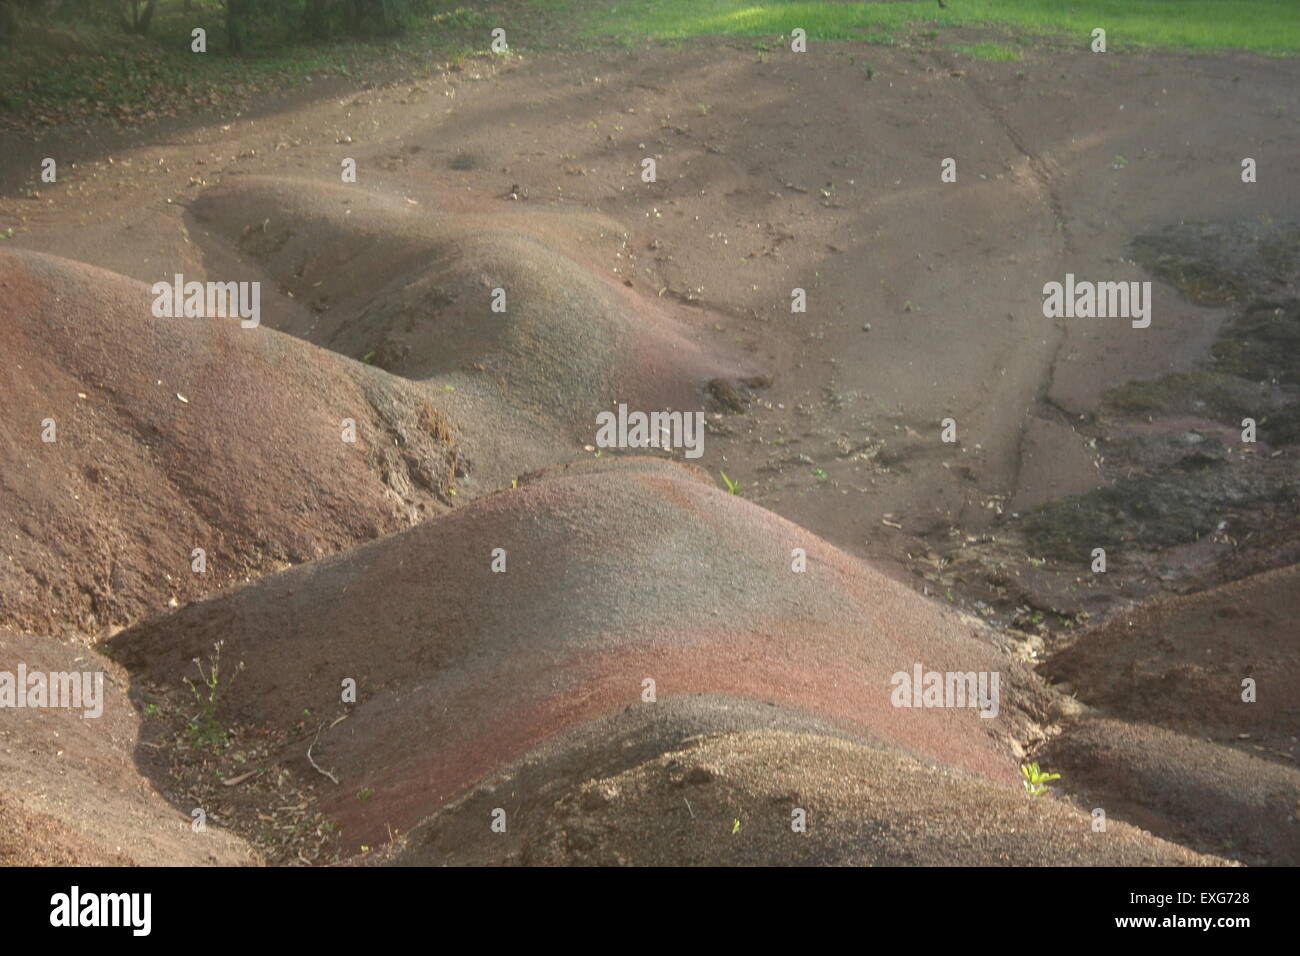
[225,0,248,53]
[0,4,16,46]
[120,0,158,35]
[221,0,433,54]
[0,0,45,46]
[304,0,327,38]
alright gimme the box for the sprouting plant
[1022,762,1062,796]
[357,788,374,805]
[183,640,244,753]
[720,472,743,495]
[813,468,828,480]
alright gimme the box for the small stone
[684,766,714,785]
[707,378,749,413]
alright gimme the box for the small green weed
[183,640,244,753]
[1022,762,1062,796]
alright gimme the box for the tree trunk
[304,0,326,38]
[0,4,17,47]
[225,0,245,53]
[136,0,157,35]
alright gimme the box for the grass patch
[1104,303,1300,445]
[1105,370,1261,421]
[1109,222,1300,444]
[1130,219,1300,306]
[1020,469,1295,560]
[546,0,1300,54]
[1259,402,1300,445]
[5,1,1296,125]
[1212,299,1300,387]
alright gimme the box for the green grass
[543,0,1300,54]
[5,0,1296,126]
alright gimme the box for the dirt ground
[1,39,1298,865]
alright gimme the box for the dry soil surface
[2,40,1298,865]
